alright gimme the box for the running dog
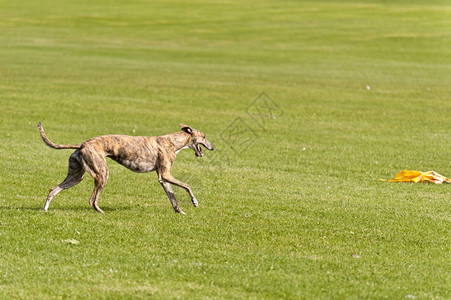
[37,122,214,214]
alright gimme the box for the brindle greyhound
[37,122,214,214]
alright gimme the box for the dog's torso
[80,134,183,173]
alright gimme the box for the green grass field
[1,0,450,298]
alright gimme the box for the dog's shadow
[0,206,133,213]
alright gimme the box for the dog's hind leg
[43,152,85,211]
[89,179,107,214]
[80,150,109,214]
[157,175,185,215]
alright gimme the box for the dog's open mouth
[195,144,203,157]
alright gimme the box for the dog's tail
[37,122,81,150]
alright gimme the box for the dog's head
[180,124,214,157]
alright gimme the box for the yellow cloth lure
[382,170,451,184]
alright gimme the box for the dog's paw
[174,206,186,215]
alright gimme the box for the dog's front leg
[158,157,198,209]
[158,180,186,215]
[159,172,198,208]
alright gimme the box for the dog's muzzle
[195,142,214,157]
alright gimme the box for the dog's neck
[164,132,191,153]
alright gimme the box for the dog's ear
[179,124,193,135]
